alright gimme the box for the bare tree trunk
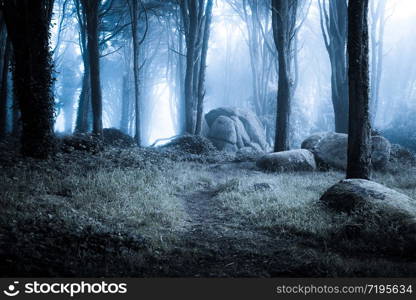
[177,29,186,133]
[272,0,298,152]
[75,66,91,133]
[120,73,130,134]
[4,0,56,158]
[195,0,213,135]
[130,0,141,145]
[181,0,198,134]
[346,0,371,179]
[318,0,349,133]
[0,29,10,139]
[82,0,103,136]
[369,0,386,125]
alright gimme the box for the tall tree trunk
[3,0,56,158]
[130,0,141,146]
[0,31,10,139]
[181,0,198,134]
[195,0,213,135]
[120,72,130,134]
[75,66,91,133]
[177,28,186,134]
[318,0,349,133]
[346,0,371,179]
[272,0,298,152]
[74,0,91,133]
[83,0,103,136]
[369,0,386,126]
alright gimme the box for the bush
[60,133,103,154]
[102,128,136,148]
[161,135,216,155]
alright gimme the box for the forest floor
[1,136,416,277]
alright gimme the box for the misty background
[49,0,416,148]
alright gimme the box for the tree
[0,14,10,139]
[369,0,387,125]
[318,0,349,133]
[272,0,298,152]
[229,0,278,118]
[128,0,149,146]
[195,0,213,135]
[180,0,212,134]
[346,0,371,179]
[74,0,91,133]
[2,0,56,158]
[81,0,103,136]
[180,0,199,134]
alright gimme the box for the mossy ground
[1,141,415,277]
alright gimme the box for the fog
[51,0,416,148]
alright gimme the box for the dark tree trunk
[195,0,213,135]
[177,28,186,134]
[82,0,103,136]
[346,0,371,179]
[130,0,141,146]
[272,0,298,152]
[319,0,349,133]
[181,0,198,134]
[74,0,91,133]
[3,0,56,158]
[0,26,10,139]
[120,73,131,134]
[75,67,91,133]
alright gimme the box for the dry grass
[1,147,416,276]
[0,153,189,250]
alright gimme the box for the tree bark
[346,0,371,179]
[82,0,103,136]
[120,72,131,134]
[0,26,10,139]
[130,0,141,146]
[272,0,298,152]
[3,0,56,158]
[369,0,386,125]
[195,0,213,135]
[75,67,91,133]
[181,0,199,134]
[318,0,349,133]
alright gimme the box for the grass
[1,146,416,276]
[0,150,189,251]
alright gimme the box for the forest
[0,0,416,277]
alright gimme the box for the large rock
[371,135,391,169]
[389,144,416,167]
[301,132,391,170]
[320,179,416,214]
[320,179,416,254]
[256,149,317,172]
[205,107,268,152]
[209,116,238,152]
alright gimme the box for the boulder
[389,144,416,166]
[320,179,416,214]
[256,149,317,172]
[301,132,348,169]
[209,116,238,152]
[321,179,416,254]
[235,147,263,162]
[371,135,391,169]
[205,107,268,152]
[301,132,391,170]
